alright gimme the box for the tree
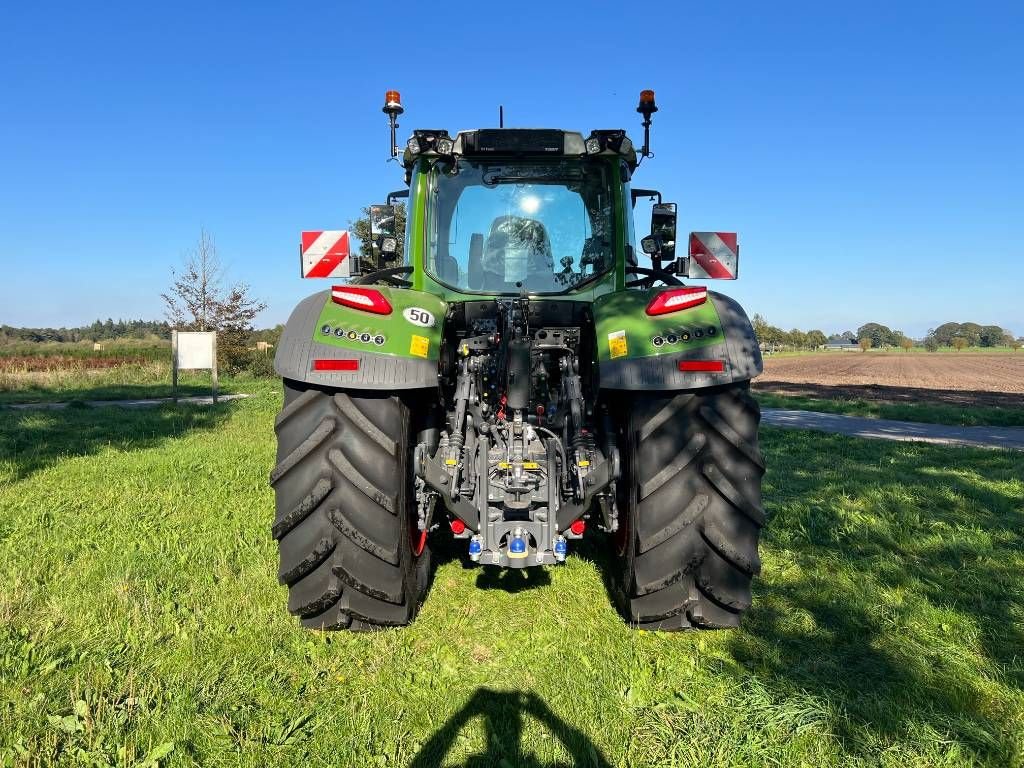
[924,335,940,352]
[959,322,982,346]
[162,229,224,332]
[857,322,902,348]
[900,337,914,352]
[806,330,827,349]
[978,325,1007,347]
[930,322,960,346]
[752,314,785,352]
[751,313,770,341]
[162,229,267,371]
[350,203,407,269]
[859,337,872,352]
[952,337,968,352]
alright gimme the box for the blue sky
[1,1,1021,337]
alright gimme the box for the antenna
[499,105,504,128]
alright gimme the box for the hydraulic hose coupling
[468,535,483,562]
[553,536,568,563]
[508,529,528,559]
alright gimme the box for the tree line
[753,315,1021,351]
[0,319,172,344]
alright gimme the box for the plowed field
[755,353,1024,408]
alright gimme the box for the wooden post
[171,329,179,403]
[211,332,218,403]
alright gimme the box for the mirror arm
[630,188,662,208]
[387,189,409,206]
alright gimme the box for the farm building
[824,337,860,351]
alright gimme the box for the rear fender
[593,289,762,390]
[274,289,446,390]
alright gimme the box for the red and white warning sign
[688,232,739,280]
[300,230,351,278]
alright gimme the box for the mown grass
[755,391,1024,427]
[0,363,259,406]
[1,388,1022,767]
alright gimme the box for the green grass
[1,387,1022,767]
[0,340,170,361]
[755,391,1024,427]
[0,366,260,406]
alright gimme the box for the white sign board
[171,330,218,402]
[175,331,216,369]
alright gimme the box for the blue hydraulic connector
[553,535,567,563]
[468,535,482,562]
[508,531,528,559]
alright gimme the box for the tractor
[271,90,764,631]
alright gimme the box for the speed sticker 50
[403,307,435,327]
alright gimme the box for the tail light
[331,286,392,314]
[645,286,707,316]
[313,359,359,371]
[678,360,725,373]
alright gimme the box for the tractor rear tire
[270,381,430,630]
[615,382,764,630]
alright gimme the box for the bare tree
[162,228,224,331]
[162,229,267,371]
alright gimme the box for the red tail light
[570,519,586,535]
[331,286,392,314]
[646,286,707,316]
[313,359,359,371]
[678,360,725,373]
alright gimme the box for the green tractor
[271,90,764,631]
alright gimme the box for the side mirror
[649,203,677,266]
[367,203,403,272]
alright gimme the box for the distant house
[825,336,860,351]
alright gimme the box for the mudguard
[274,289,446,390]
[593,289,762,390]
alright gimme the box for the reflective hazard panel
[301,230,351,278]
[688,232,738,279]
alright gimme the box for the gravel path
[763,408,1024,451]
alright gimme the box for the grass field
[1,383,1022,766]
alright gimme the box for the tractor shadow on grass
[409,688,612,768]
[476,567,552,593]
[726,428,1024,764]
[0,400,233,481]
